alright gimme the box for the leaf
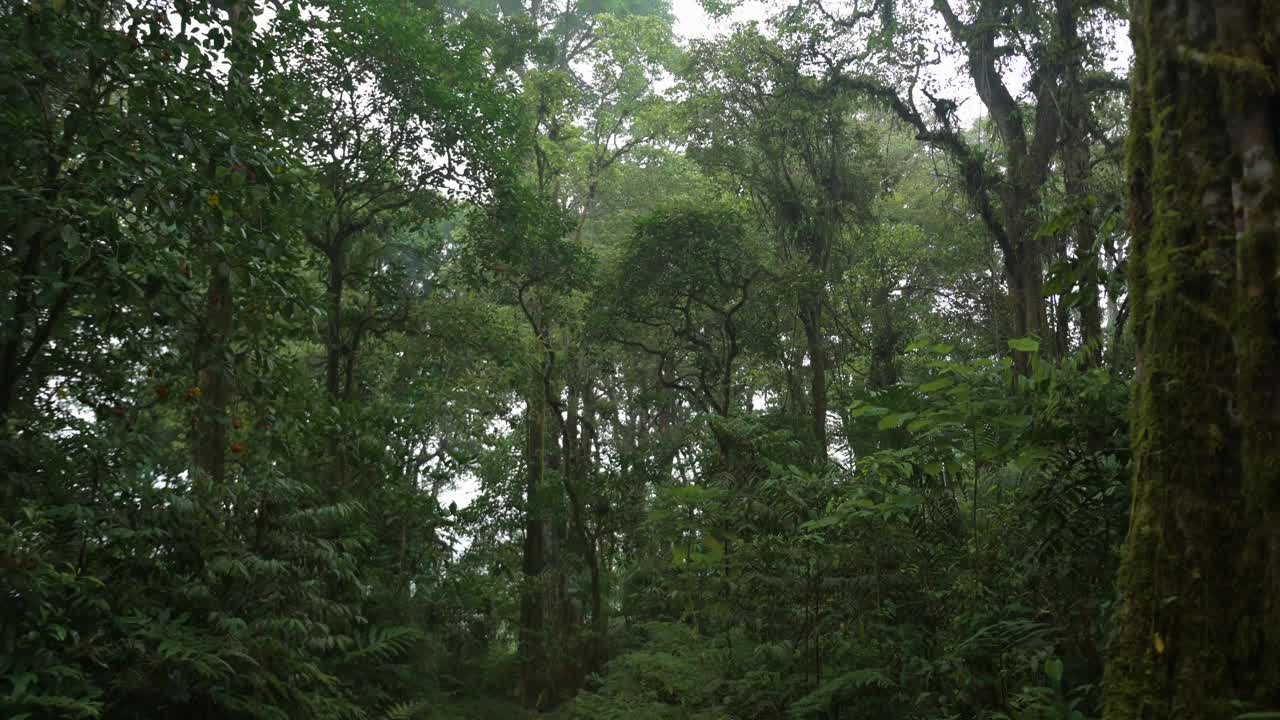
[801,515,841,531]
[851,404,889,418]
[1153,632,1165,654]
[878,412,915,431]
[1008,337,1040,352]
[1044,657,1063,685]
[918,377,954,392]
[906,416,934,432]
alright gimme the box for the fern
[341,627,424,666]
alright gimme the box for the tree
[1103,2,1280,718]
[0,0,529,716]
[604,203,767,472]
[787,0,1127,371]
[453,0,677,703]
[277,0,520,491]
[460,179,587,706]
[685,30,879,459]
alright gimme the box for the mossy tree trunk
[1104,2,1280,718]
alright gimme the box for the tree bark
[1004,238,1051,373]
[520,359,549,708]
[799,294,828,460]
[193,261,232,489]
[1103,3,1280,718]
[324,244,346,400]
[561,380,606,674]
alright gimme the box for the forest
[2,0,1278,718]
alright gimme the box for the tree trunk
[867,288,900,390]
[654,378,677,482]
[1005,241,1049,374]
[193,261,232,489]
[799,294,827,460]
[520,361,549,708]
[1103,3,1280,719]
[324,245,346,400]
[579,384,607,671]
[1051,231,1073,358]
[192,0,252,488]
[319,242,351,490]
[1060,0,1104,365]
[563,380,606,674]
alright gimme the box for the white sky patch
[668,0,1131,130]
[672,0,769,41]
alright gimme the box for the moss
[1103,1,1280,719]
[1175,47,1275,91]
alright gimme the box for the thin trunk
[939,0,1059,373]
[868,295,899,390]
[324,246,346,400]
[1060,0,1103,365]
[800,295,827,460]
[1021,236,1051,354]
[1052,216,1073,357]
[560,380,606,674]
[193,0,252,488]
[654,379,677,482]
[579,384,606,668]
[520,361,548,708]
[1103,3,1280,718]
[320,244,349,489]
[193,262,233,488]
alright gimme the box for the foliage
[2,0,1149,719]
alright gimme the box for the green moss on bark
[1104,2,1280,720]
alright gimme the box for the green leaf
[878,412,916,430]
[1044,657,1063,685]
[801,515,841,531]
[59,224,80,248]
[1007,337,1040,352]
[851,404,889,418]
[918,377,954,392]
